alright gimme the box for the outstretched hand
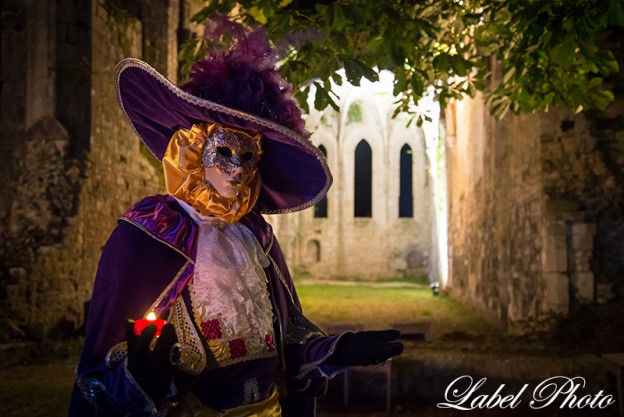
[125,321,179,401]
[327,330,404,366]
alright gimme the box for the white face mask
[202,127,261,198]
[203,164,253,199]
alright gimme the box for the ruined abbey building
[269,76,435,282]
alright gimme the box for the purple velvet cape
[68,195,345,417]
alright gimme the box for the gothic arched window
[399,144,413,218]
[354,140,372,218]
[314,145,328,218]
[306,239,321,263]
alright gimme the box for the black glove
[326,329,404,366]
[125,321,180,401]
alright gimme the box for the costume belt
[169,386,281,417]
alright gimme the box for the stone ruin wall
[0,0,194,339]
[446,94,542,325]
[446,90,624,329]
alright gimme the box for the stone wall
[0,0,193,339]
[446,94,542,324]
[0,1,27,258]
[446,90,624,328]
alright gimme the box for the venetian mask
[202,127,262,199]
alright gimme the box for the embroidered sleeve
[69,219,187,416]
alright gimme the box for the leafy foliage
[181,0,624,119]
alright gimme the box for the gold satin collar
[162,123,261,223]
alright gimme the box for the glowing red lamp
[134,312,166,336]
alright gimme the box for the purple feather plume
[182,17,310,139]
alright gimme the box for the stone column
[542,218,570,315]
[141,0,179,80]
[569,222,596,304]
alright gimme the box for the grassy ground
[0,358,76,417]
[296,282,497,336]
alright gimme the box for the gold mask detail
[162,123,262,223]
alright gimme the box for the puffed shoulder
[122,194,198,260]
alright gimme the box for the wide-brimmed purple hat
[114,28,331,214]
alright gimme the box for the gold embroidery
[147,261,192,315]
[169,297,207,375]
[104,341,128,368]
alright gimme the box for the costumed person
[69,23,403,417]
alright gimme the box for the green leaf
[591,89,615,110]
[410,75,425,96]
[314,82,329,110]
[588,77,603,89]
[608,0,624,26]
[578,40,599,58]
[313,82,339,111]
[343,58,362,86]
[432,53,450,73]
[502,66,516,85]
[448,55,472,77]
[393,72,407,96]
[552,36,577,66]
[467,82,477,98]
[595,51,619,74]
[331,72,343,86]
[296,87,310,114]
[343,58,379,85]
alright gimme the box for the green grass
[296,283,496,336]
[296,273,430,285]
[0,359,75,417]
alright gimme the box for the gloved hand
[326,330,404,366]
[124,321,180,401]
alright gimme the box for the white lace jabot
[175,198,276,367]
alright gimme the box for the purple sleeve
[69,220,187,416]
[264,236,353,417]
[266,236,350,386]
[295,333,350,380]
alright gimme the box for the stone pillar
[569,222,596,304]
[141,0,179,80]
[541,201,573,315]
[25,0,56,129]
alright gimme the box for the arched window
[354,140,372,217]
[399,144,413,217]
[314,145,328,218]
[306,239,321,263]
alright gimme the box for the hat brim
[114,58,332,214]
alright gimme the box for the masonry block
[572,272,595,304]
[573,251,592,272]
[542,232,568,272]
[545,199,579,213]
[571,233,594,251]
[570,222,596,236]
[544,273,569,314]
